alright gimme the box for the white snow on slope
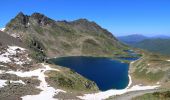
[167,60,170,62]
[78,84,159,100]
[0,55,10,63]
[0,80,26,88]
[6,63,65,100]
[0,46,31,65]
[0,68,7,88]
[10,80,25,85]
[0,80,7,88]
[0,69,25,88]
[0,65,7,67]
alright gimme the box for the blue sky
[0,0,170,36]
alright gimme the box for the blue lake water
[117,57,139,61]
[50,56,137,91]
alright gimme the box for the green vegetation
[25,37,46,62]
[130,53,170,84]
[32,25,44,34]
[133,68,165,82]
[133,91,170,100]
[46,66,99,92]
[133,39,170,55]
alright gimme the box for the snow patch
[11,80,25,85]
[0,55,11,63]
[156,82,160,85]
[0,65,7,67]
[21,63,64,100]
[0,69,7,88]
[0,80,7,88]
[131,61,135,64]
[126,75,132,89]
[78,85,159,100]
[8,46,25,51]
[166,60,170,62]
[0,46,31,65]
[10,33,20,38]
[6,63,64,100]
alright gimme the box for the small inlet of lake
[50,56,138,91]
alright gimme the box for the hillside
[133,39,170,55]
[0,31,25,47]
[4,12,128,59]
[118,34,170,55]
[130,52,170,88]
[0,32,99,100]
[133,91,170,100]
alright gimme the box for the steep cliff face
[4,12,127,58]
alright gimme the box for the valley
[0,12,169,100]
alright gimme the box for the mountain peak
[31,12,46,19]
[30,12,55,26]
[75,18,89,22]
[4,12,124,58]
[16,12,25,17]
[72,18,95,25]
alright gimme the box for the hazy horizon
[115,33,170,37]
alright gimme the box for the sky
[0,0,170,36]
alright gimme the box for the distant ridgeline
[118,34,170,55]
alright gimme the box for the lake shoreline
[50,56,160,100]
[77,59,160,100]
[77,80,159,100]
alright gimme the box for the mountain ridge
[117,34,148,45]
[4,12,127,59]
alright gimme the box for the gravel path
[110,89,159,100]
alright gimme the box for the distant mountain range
[118,34,170,55]
[151,35,170,39]
[117,34,148,45]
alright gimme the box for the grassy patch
[133,91,170,100]
[133,67,165,82]
[46,67,99,92]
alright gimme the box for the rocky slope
[4,12,128,59]
[0,45,98,100]
[130,52,170,88]
[0,31,98,99]
[0,31,25,47]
